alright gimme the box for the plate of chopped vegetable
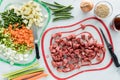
[0,0,51,66]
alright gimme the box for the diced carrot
[5,24,34,49]
[9,24,12,28]
[27,73,48,80]
[14,23,19,27]
[12,71,43,80]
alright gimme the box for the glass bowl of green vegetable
[0,0,51,66]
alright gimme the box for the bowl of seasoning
[94,1,113,19]
[111,14,120,31]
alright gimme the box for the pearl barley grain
[95,4,109,18]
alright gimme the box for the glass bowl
[0,0,51,66]
[94,1,113,19]
[111,14,120,32]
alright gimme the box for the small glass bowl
[111,14,120,32]
[94,1,113,19]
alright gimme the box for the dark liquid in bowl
[114,17,120,30]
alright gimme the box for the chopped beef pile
[49,32,105,72]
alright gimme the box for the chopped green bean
[54,13,71,16]
[52,12,71,15]
[0,9,26,28]
[51,7,73,13]
[52,5,72,12]
[54,2,65,7]
[41,1,63,8]
[53,16,73,21]
[41,1,74,21]
[48,7,56,11]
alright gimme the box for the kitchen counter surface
[0,0,120,80]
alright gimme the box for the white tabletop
[1,0,120,80]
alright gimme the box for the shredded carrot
[27,73,48,80]
[5,24,34,48]
[12,71,43,80]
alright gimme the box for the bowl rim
[111,14,120,32]
[94,1,113,19]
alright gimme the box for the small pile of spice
[94,3,110,18]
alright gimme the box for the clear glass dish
[0,0,51,66]
[41,17,113,79]
[94,1,113,19]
